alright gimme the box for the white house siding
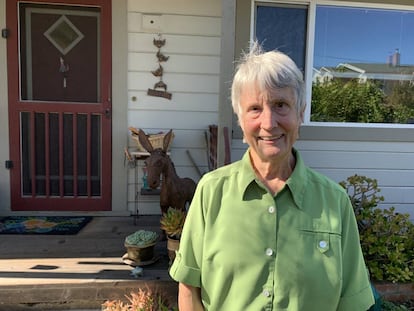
[231,139,414,221]
[126,0,222,214]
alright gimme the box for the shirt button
[263,289,271,297]
[319,240,328,249]
[265,248,273,256]
[268,206,275,213]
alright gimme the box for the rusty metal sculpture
[147,34,172,99]
[137,129,196,214]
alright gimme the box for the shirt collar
[285,149,308,210]
[237,150,258,193]
[238,148,308,209]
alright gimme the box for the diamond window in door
[44,15,84,55]
[21,6,99,102]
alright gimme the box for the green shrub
[381,300,411,311]
[311,79,414,123]
[340,175,414,283]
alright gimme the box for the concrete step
[0,216,178,310]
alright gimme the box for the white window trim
[251,0,414,130]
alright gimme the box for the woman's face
[239,84,303,164]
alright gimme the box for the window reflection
[312,6,414,124]
[255,3,307,72]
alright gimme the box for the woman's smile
[257,133,284,141]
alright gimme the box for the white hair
[231,42,306,118]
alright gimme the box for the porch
[0,216,177,310]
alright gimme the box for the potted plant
[124,230,159,264]
[160,208,186,264]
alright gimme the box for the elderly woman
[170,44,374,311]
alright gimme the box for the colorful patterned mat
[0,216,92,235]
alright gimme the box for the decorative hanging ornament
[147,34,172,99]
[59,57,69,88]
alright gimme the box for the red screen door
[7,0,112,211]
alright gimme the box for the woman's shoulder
[200,160,244,182]
[305,166,348,196]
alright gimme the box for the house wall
[1,0,411,219]
[231,139,414,220]
[126,0,222,214]
[0,0,219,216]
[0,0,11,212]
[128,0,414,220]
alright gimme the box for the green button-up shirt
[170,149,374,311]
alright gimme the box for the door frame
[6,0,113,211]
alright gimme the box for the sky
[314,6,414,68]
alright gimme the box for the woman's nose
[261,107,278,130]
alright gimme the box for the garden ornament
[137,129,197,214]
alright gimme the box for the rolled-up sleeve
[338,195,374,311]
[169,252,201,287]
[169,180,206,288]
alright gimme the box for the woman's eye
[250,105,262,111]
[274,102,290,114]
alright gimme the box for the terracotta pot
[167,237,180,264]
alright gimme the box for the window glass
[312,5,414,124]
[255,3,307,72]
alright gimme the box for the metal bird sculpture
[151,65,164,77]
[156,51,170,62]
[153,38,166,49]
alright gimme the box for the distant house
[313,64,367,83]
[314,50,414,89]
[0,0,412,220]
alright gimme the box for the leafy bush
[340,175,414,283]
[382,299,412,311]
[311,79,414,123]
[312,80,386,123]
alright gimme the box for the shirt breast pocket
[299,230,343,286]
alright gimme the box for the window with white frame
[254,1,414,125]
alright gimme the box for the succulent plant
[160,208,186,239]
[125,230,158,247]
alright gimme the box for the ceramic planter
[124,242,157,263]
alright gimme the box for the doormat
[0,216,92,235]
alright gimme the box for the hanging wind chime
[147,34,172,99]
